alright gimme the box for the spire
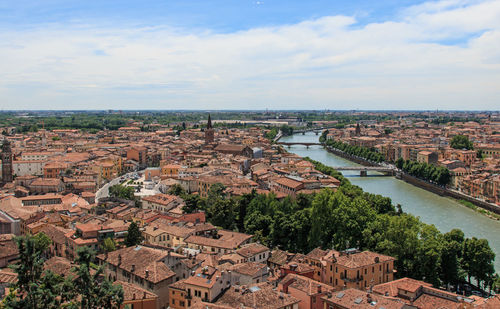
[207,114,212,129]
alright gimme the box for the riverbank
[279,132,500,272]
[453,198,500,221]
[322,143,500,216]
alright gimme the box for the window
[172,299,175,305]
[364,268,367,275]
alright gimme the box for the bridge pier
[360,171,367,177]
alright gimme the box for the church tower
[1,139,13,183]
[205,114,215,144]
[355,123,361,136]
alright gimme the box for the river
[280,132,500,272]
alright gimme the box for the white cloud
[0,0,499,110]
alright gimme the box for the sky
[0,0,499,110]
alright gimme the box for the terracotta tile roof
[0,241,18,260]
[184,230,252,250]
[0,269,18,284]
[306,247,329,260]
[96,246,175,284]
[412,293,462,309]
[335,251,395,269]
[274,177,303,189]
[184,267,220,289]
[373,277,431,297]
[116,280,158,301]
[322,288,405,309]
[215,283,300,309]
[236,243,269,258]
[44,256,76,277]
[142,193,183,207]
[169,278,187,291]
[268,249,292,266]
[229,262,267,276]
[280,274,334,296]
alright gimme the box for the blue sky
[1,0,499,110]
[1,1,425,31]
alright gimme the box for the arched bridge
[277,142,322,147]
[332,166,395,176]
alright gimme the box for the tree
[492,274,500,293]
[73,247,124,309]
[440,229,465,286]
[450,135,473,150]
[462,237,495,288]
[319,130,328,143]
[182,194,201,214]
[125,221,143,247]
[207,183,226,200]
[476,149,484,159]
[168,184,185,196]
[4,233,74,309]
[102,237,116,253]
[208,198,237,230]
[109,184,135,200]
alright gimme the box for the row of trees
[2,234,123,309]
[323,138,385,163]
[395,158,451,186]
[169,179,496,290]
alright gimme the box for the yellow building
[162,164,181,177]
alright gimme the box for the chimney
[132,293,136,300]
[367,293,372,303]
[131,264,135,272]
[145,269,149,278]
[143,292,147,299]
[317,284,322,294]
[118,254,122,266]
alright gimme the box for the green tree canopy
[450,135,474,150]
[125,221,143,247]
[109,184,135,200]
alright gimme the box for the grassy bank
[455,199,500,220]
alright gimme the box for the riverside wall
[400,173,500,215]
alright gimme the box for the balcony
[340,274,363,283]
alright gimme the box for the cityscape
[0,110,499,309]
[1,1,500,309]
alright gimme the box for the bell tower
[1,139,13,183]
[205,114,214,144]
